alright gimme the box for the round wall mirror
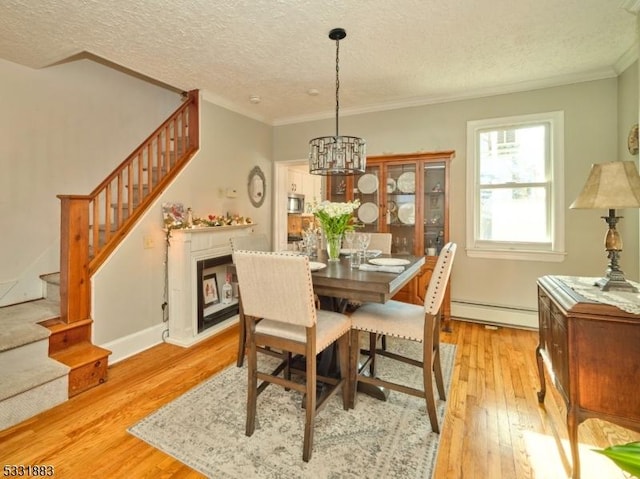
[248,166,266,208]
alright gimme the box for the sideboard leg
[535,345,546,403]
[567,408,580,479]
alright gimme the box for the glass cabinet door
[386,162,417,254]
[423,161,446,256]
[326,175,350,205]
[353,164,382,233]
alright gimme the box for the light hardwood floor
[1,321,638,478]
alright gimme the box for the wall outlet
[143,236,154,249]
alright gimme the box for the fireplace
[196,254,238,333]
[166,224,254,347]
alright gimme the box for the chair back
[368,233,392,254]
[423,242,456,315]
[230,234,270,262]
[234,251,317,328]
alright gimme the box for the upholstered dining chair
[348,242,456,433]
[367,232,392,254]
[233,250,351,462]
[230,234,270,367]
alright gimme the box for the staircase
[0,90,200,430]
[0,275,68,430]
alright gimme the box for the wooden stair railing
[48,90,199,396]
[57,90,199,324]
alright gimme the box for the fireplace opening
[196,254,238,333]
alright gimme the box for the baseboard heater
[451,300,538,330]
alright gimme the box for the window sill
[466,247,566,262]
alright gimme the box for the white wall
[0,57,181,306]
[274,78,638,326]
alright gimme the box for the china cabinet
[326,151,454,329]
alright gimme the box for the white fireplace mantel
[166,224,255,347]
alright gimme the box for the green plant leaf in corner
[593,441,640,478]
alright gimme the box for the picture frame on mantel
[202,273,219,307]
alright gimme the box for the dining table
[310,251,426,312]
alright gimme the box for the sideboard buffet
[536,275,640,479]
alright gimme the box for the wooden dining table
[310,251,426,310]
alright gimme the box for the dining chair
[367,232,392,254]
[234,250,351,462]
[230,233,270,367]
[348,242,456,433]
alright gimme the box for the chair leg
[348,330,360,409]
[245,321,258,436]
[337,332,350,410]
[433,346,446,400]
[422,358,439,434]
[303,347,317,462]
[423,314,439,433]
[368,332,377,375]
[236,299,246,367]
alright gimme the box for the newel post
[58,195,91,323]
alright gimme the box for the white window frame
[466,111,566,262]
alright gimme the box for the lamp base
[595,274,638,293]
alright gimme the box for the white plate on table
[309,261,326,271]
[397,171,416,193]
[397,203,415,225]
[357,202,379,224]
[357,174,379,194]
[369,258,411,266]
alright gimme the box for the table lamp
[570,161,640,292]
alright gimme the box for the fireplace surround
[166,224,254,347]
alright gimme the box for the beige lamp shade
[570,161,640,209]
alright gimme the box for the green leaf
[593,442,640,477]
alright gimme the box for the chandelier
[309,28,366,175]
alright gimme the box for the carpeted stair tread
[0,299,59,352]
[0,354,69,401]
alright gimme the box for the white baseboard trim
[101,323,166,365]
[451,301,538,329]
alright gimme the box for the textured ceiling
[0,0,637,125]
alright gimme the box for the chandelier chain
[335,36,340,138]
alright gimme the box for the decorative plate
[397,172,415,193]
[386,178,397,194]
[369,258,411,266]
[357,174,379,194]
[309,261,327,271]
[357,202,379,224]
[397,203,415,225]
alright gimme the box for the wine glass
[343,231,356,254]
[357,232,371,260]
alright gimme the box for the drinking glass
[356,232,371,263]
[344,231,358,268]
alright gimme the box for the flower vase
[325,232,342,262]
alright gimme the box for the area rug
[129,339,456,479]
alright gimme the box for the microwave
[287,193,305,214]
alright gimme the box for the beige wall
[92,99,273,353]
[617,60,639,275]
[0,57,181,307]
[274,78,636,325]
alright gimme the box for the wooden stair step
[51,342,111,397]
[38,318,93,355]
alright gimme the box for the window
[466,111,565,261]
